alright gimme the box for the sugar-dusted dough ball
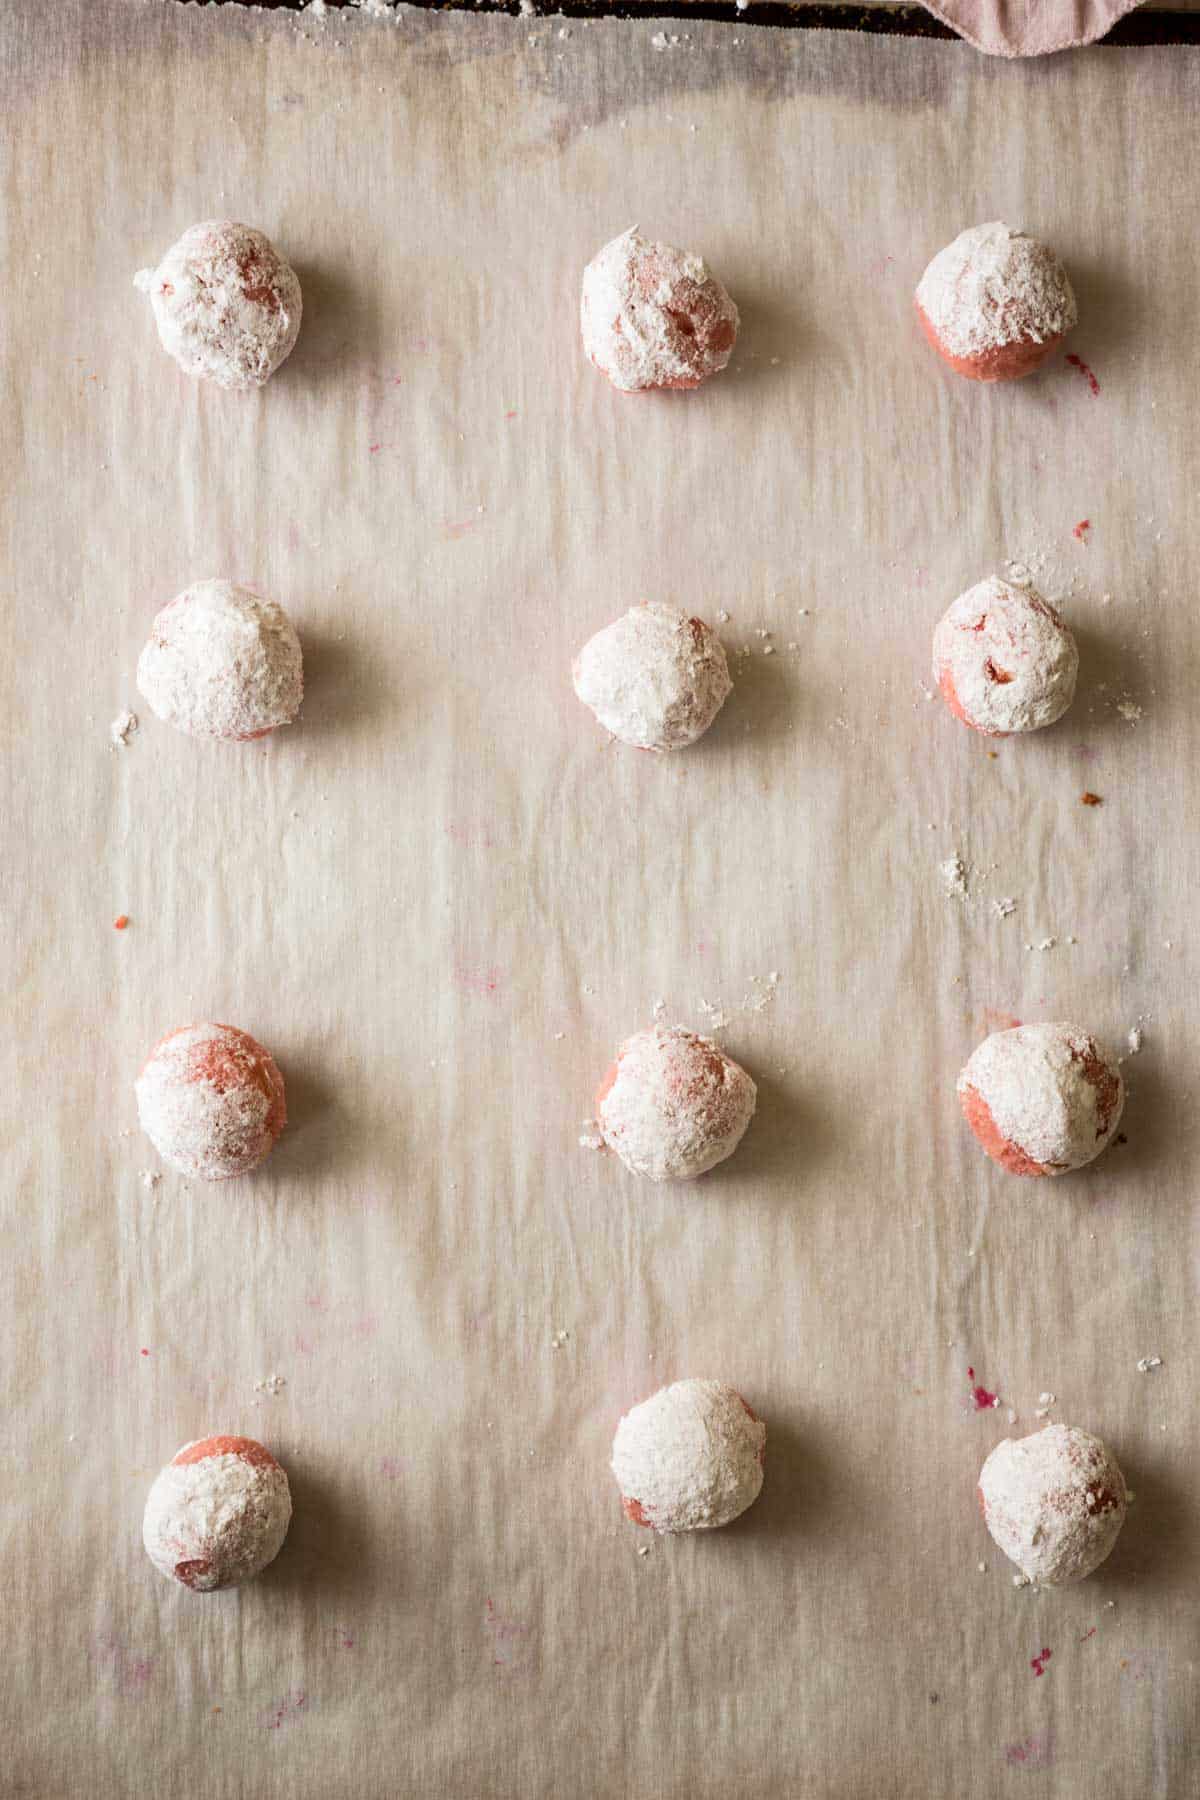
[596,1024,756,1181]
[978,1423,1127,1585]
[136,1023,286,1181]
[958,1022,1123,1177]
[573,603,731,751]
[137,579,303,741]
[581,228,739,393]
[916,222,1077,382]
[612,1379,766,1532]
[933,576,1078,736]
[134,221,302,390]
[143,1435,292,1591]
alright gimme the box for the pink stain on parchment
[446,819,497,851]
[982,1008,1022,1034]
[454,964,504,999]
[1005,1729,1055,1769]
[444,516,481,541]
[262,1690,311,1731]
[1030,1647,1053,1678]
[484,1599,533,1676]
[93,1635,155,1699]
[379,1456,405,1480]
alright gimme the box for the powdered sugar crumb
[110,710,138,748]
[1136,1355,1163,1373]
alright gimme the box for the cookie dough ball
[143,1435,292,1591]
[933,577,1078,736]
[581,228,738,393]
[612,1379,766,1532]
[978,1424,1127,1585]
[916,222,1076,383]
[136,1023,286,1181]
[958,1023,1123,1177]
[596,1025,756,1181]
[134,221,302,390]
[573,603,731,751]
[137,579,303,741]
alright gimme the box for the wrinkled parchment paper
[2,4,1197,1795]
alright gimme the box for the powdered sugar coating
[137,580,303,741]
[143,1434,292,1590]
[933,577,1078,736]
[597,1025,756,1180]
[978,1423,1127,1585]
[958,1022,1123,1177]
[916,223,1076,379]
[134,221,302,390]
[580,228,738,393]
[573,603,732,751]
[611,1379,766,1533]
[136,1023,286,1181]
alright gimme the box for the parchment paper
[2,4,1197,1795]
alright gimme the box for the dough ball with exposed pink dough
[612,1379,766,1532]
[137,579,302,741]
[573,603,731,751]
[596,1025,756,1180]
[134,221,302,390]
[978,1423,1127,1584]
[933,577,1077,736]
[957,1022,1123,1177]
[136,1023,286,1181]
[915,222,1076,382]
[581,228,738,393]
[143,1435,292,1591]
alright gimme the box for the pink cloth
[919,0,1144,56]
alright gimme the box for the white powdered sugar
[933,578,1078,736]
[611,1379,766,1532]
[134,221,302,390]
[958,1022,1124,1177]
[143,1435,292,1591]
[597,1024,756,1181]
[916,223,1077,361]
[572,603,731,751]
[580,228,738,393]
[136,1022,287,1181]
[137,579,303,741]
[110,709,138,748]
[978,1423,1127,1585]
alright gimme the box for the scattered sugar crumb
[110,710,138,748]
[579,1119,603,1151]
[1136,1355,1163,1373]
[1116,699,1143,725]
[551,1329,570,1351]
[1126,1026,1144,1056]
[940,852,968,900]
[1038,1392,1056,1406]
[977,1562,987,1574]
[994,897,1017,919]
[140,1169,161,1192]
[254,1373,287,1397]
[637,1545,650,1557]
[716,609,730,624]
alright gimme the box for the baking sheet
[1,3,1197,1795]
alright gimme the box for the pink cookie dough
[978,1423,1127,1584]
[933,576,1078,736]
[580,228,738,393]
[136,1023,287,1181]
[596,1025,756,1180]
[958,1022,1123,1177]
[612,1379,766,1532]
[143,1435,292,1591]
[134,221,302,390]
[572,603,731,750]
[137,579,303,741]
[916,223,1076,383]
